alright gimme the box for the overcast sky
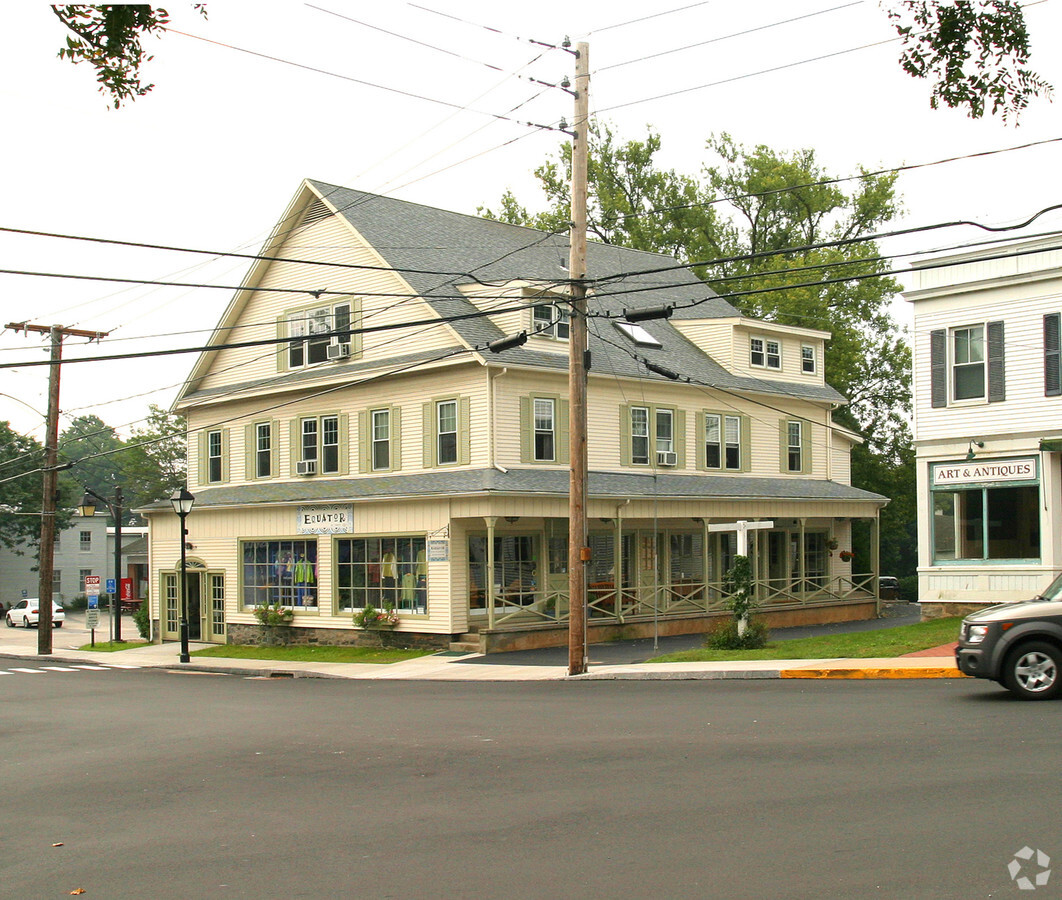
[1,0,1060,441]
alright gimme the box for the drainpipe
[614,499,629,618]
[487,366,509,473]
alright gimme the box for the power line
[585,0,714,36]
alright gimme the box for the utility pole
[567,42,590,676]
[7,322,108,654]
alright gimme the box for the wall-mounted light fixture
[966,440,985,461]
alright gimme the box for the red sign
[120,578,133,601]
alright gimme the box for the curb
[780,666,964,680]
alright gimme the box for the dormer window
[287,301,352,368]
[614,320,662,348]
[533,303,570,340]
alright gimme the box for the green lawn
[78,640,150,652]
[189,644,435,664]
[649,616,962,663]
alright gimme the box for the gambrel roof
[178,180,845,408]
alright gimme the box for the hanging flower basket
[838,550,855,562]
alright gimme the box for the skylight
[614,320,662,348]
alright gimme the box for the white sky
[1,0,1060,440]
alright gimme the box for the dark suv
[956,573,1062,700]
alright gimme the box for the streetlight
[169,486,195,663]
[78,485,124,643]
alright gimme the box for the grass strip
[649,616,962,663]
[190,644,434,664]
[78,640,150,652]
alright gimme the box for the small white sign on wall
[296,504,354,534]
[427,539,449,562]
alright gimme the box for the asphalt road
[2,666,1058,899]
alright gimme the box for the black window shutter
[1046,314,1061,396]
[987,320,1005,403]
[930,330,947,408]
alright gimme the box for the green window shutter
[803,422,813,475]
[391,407,402,471]
[458,397,471,466]
[197,431,207,485]
[244,424,255,479]
[276,315,289,373]
[930,329,947,408]
[987,320,1006,403]
[271,419,280,477]
[519,396,532,464]
[357,410,370,474]
[289,419,300,476]
[1045,314,1061,396]
[220,428,230,483]
[336,414,349,475]
[695,412,706,470]
[350,300,363,358]
[739,415,751,473]
[422,402,435,468]
[619,405,631,467]
[556,397,570,464]
[674,408,686,468]
[779,419,788,472]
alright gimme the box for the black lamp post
[169,486,195,663]
[78,485,123,643]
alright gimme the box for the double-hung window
[952,325,985,400]
[534,398,555,462]
[656,409,674,454]
[786,421,803,472]
[801,344,816,374]
[437,400,458,465]
[207,429,223,483]
[533,303,570,340]
[631,406,650,465]
[295,415,342,474]
[704,413,742,470]
[751,336,781,369]
[80,530,92,552]
[255,422,273,478]
[372,409,390,471]
[286,301,353,368]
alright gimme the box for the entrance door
[206,572,226,642]
[186,571,202,641]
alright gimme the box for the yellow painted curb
[780,667,964,680]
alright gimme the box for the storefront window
[336,536,426,613]
[933,485,1040,561]
[242,539,318,608]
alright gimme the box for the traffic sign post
[85,576,101,645]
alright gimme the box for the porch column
[484,516,497,630]
[871,514,881,613]
[798,518,807,601]
[699,518,710,600]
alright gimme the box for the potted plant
[254,601,294,646]
[839,550,855,562]
[354,602,399,630]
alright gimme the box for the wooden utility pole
[567,42,590,676]
[7,322,108,654]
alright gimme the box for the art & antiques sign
[296,504,354,534]
[932,457,1038,488]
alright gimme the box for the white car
[5,598,65,628]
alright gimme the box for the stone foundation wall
[918,601,988,620]
[226,622,448,651]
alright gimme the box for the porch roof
[141,468,886,511]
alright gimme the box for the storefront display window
[242,540,318,607]
[933,485,1040,561]
[336,536,426,613]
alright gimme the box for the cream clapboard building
[908,237,1062,616]
[144,181,887,651]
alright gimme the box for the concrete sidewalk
[0,633,964,682]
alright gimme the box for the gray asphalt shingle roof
[306,181,845,405]
[141,467,885,510]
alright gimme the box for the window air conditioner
[657,450,678,466]
[296,459,317,476]
[326,342,351,360]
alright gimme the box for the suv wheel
[1003,642,1062,700]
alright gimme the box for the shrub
[705,617,769,650]
[898,575,919,603]
[353,603,399,629]
[253,602,294,626]
[132,601,149,639]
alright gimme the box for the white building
[908,237,1062,616]
[144,181,888,652]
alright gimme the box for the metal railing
[474,572,878,629]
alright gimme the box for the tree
[59,414,126,512]
[0,423,57,551]
[887,0,1052,120]
[121,405,187,517]
[51,4,206,108]
[483,127,915,572]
